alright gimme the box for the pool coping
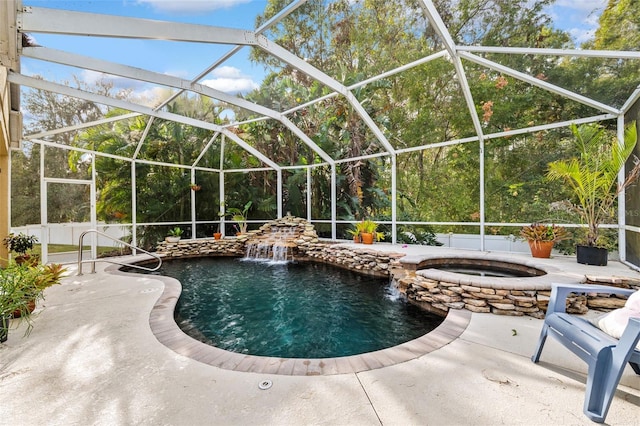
[108,261,471,376]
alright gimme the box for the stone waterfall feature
[244,215,319,262]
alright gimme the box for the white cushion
[591,290,640,351]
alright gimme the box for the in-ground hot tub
[394,252,575,317]
[409,257,547,278]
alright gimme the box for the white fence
[11,222,533,253]
[11,223,129,247]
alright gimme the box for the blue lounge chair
[531,283,640,423]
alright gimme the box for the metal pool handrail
[77,229,162,275]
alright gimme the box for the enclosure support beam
[391,155,397,245]
[219,136,226,237]
[277,169,283,218]
[90,154,97,260]
[21,7,256,45]
[131,161,137,251]
[618,115,627,262]
[39,143,47,264]
[331,164,337,240]
[191,168,197,239]
[306,168,312,222]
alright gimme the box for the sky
[20,0,610,105]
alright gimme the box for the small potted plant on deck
[519,223,569,258]
[2,233,39,265]
[358,219,385,245]
[347,223,361,243]
[165,227,183,243]
[546,122,640,265]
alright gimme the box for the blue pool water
[157,257,443,358]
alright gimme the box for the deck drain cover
[258,379,272,390]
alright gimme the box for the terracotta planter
[353,235,361,243]
[12,299,36,318]
[213,233,222,240]
[528,240,554,258]
[360,232,374,244]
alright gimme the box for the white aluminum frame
[3,0,639,263]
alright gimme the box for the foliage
[356,219,384,242]
[167,227,183,237]
[227,201,253,234]
[547,123,640,247]
[346,224,360,238]
[0,261,65,337]
[519,223,569,243]
[2,233,38,255]
[395,227,443,246]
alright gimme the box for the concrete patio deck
[1,246,640,425]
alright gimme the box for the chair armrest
[546,283,636,316]
[617,317,640,355]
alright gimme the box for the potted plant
[347,225,361,243]
[2,233,39,264]
[214,203,226,240]
[358,219,385,245]
[519,223,568,258]
[165,227,183,243]
[547,123,640,265]
[0,261,55,342]
[227,201,252,235]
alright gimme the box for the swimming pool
[156,257,443,358]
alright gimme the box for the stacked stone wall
[297,242,405,277]
[156,238,245,257]
[393,269,640,318]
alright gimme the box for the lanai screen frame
[2,0,640,268]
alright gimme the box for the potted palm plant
[227,201,252,235]
[213,225,222,240]
[546,122,640,265]
[519,223,568,258]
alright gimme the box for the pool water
[157,257,443,358]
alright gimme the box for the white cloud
[80,70,148,90]
[569,28,597,46]
[211,66,243,79]
[79,70,164,107]
[554,0,607,10]
[136,0,252,14]
[546,0,607,45]
[201,66,259,94]
[201,77,259,94]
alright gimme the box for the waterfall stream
[244,227,297,262]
